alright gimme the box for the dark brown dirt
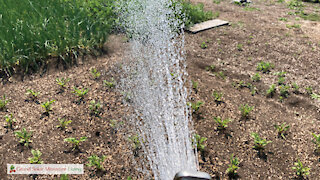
[1,0,320,179]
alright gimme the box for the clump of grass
[274,122,290,139]
[237,44,243,51]
[205,65,216,72]
[305,86,313,95]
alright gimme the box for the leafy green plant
[64,137,87,151]
[4,113,16,129]
[187,101,204,113]
[103,78,115,88]
[200,42,207,49]
[89,100,102,116]
[305,86,313,95]
[226,153,240,176]
[26,89,40,101]
[214,116,232,130]
[87,155,106,171]
[311,133,320,152]
[279,85,290,100]
[56,118,72,130]
[192,80,198,93]
[205,65,216,72]
[266,84,276,97]
[279,17,288,21]
[212,91,223,103]
[256,61,274,73]
[90,68,101,79]
[278,76,286,85]
[251,73,261,82]
[28,149,43,164]
[239,104,254,118]
[193,134,207,152]
[292,159,310,178]
[291,82,300,93]
[251,132,272,151]
[41,100,55,114]
[72,87,89,101]
[56,78,70,89]
[216,71,226,79]
[60,174,69,180]
[128,135,142,150]
[15,128,32,147]
[311,93,320,100]
[0,95,10,111]
[237,44,243,51]
[274,122,290,139]
[287,0,304,10]
[286,23,301,29]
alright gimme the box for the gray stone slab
[188,19,229,33]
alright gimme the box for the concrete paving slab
[188,19,229,33]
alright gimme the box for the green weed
[286,23,301,29]
[291,82,300,93]
[192,80,198,93]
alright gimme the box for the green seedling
[311,93,320,100]
[193,134,207,152]
[278,76,285,85]
[103,78,115,88]
[26,89,40,101]
[87,155,106,171]
[305,86,313,95]
[200,42,207,49]
[291,82,299,93]
[56,78,70,89]
[226,153,240,176]
[0,95,10,111]
[279,85,290,100]
[4,113,16,129]
[232,80,246,89]
[237,44,243,51]
[239,104,254,118]
[187,101,204,113]
[205,65,215,72]
[15,128,32,147]
[64,137,87,151]
[214,116,232,130]
[212,91,223,103]
[251,132,272,151]
[41,100,55,114]
[72,87,89,101]
[128,135,142,150]
[292,159,310,178]
[56,118,72,130]
[286,23,301,29]
[256,61,274,73]
[192,80,198,93]
[251,73,261,82]
[279,17,288,21]
[311,133,320,153]
[89,100,102,116]
[274,122,290,139]
[215,71,226,79]
[60,174,69,180]
[266,84,276,97]
[90,68,101,79]
[28,149,43,164]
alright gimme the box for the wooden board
[188,19,229,33]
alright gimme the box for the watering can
[174,170,212,180]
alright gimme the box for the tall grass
[0,0,115,74]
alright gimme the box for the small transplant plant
[187,101,204,114]
[191,80,198,93]
[200,41,207,49]
[266,84,276,97]
[56,118,72,130]
[311,93,320,100]
[239,104,254,118]
[193,134,207,152]
[305,86,313,95]
[103,78,115,88]
[256,61,274,73]
[89,100,102,116]
[214,116,232,130]
[56,77,70,89]
[226,153,240,176]
[0,95,10,111]
[15,128,32,147]
[60,174,69,180]
[237,43,243,51]
[291,82,300,93]
[292,159,310,178]
[72,87,89,101]
[251,72,261,82]
[274,122,290,139]
[311,133,320,153]
[90,68,101,79]
[87,155,106,171]
[212,91,223,103]
[26,89,40,101]
[4,113,16,129]
[64,136,87,151]
[251,132,272,151]
[41,100,55,114]
[279,85,290,100]
[205,65,215,72]
[128,135,142,151]
[28,149,43,164]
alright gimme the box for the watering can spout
[174,170,212,180]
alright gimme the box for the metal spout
[174,170,212,180]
